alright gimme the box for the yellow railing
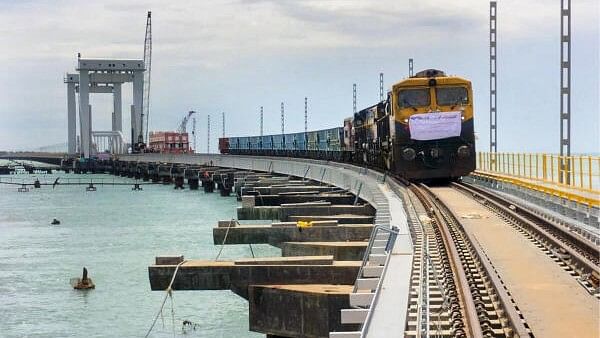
[477,152,600,193]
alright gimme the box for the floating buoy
[70,267,95,290]
[51,218,60,225]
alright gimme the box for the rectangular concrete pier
[148,258,361,299]
[249,284,360,337]
[213,224,373,247]
[237,204,375,221]
[281,242,368,261]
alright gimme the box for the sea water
[0,173,276,337]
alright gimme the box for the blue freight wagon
[292,132,307,151]
[228,137,239,150]
[272,134,285,152]
[261,135,273,151]
[306,130,319,151]
[327,127,345,151]
[248,136,261,150]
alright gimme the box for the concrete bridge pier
[218,183,232,196]
[188,178,199,190]
[174,176,185,189]
[203,180,215,193]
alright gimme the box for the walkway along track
[408,182,532,338]
[453,182,600,296]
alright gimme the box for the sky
[0,0,598,154]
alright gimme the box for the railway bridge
[2,0,598,336]
[105,152,598,338]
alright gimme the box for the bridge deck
[435,187,599,338]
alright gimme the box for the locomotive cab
[391,69,476,180]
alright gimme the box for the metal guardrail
[352,225,399,294]
[471,171,600,208]
[478,152,600,192]
[358,225,400,337]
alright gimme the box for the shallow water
[0,173,276,337]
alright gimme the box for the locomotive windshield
[398,88,430,108]
[436,87,468,106]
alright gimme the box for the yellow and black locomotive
[220,69,476,181]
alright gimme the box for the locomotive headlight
[402,148,416,161]
[457,145,470,158]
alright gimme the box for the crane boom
[178,111,197,133]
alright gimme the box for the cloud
[0,0,597,152]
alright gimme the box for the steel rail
[458,181,598,254]
[453,182,600,290]
[411,183,483,338]
[415,182,537,337]
[424,185,532,338]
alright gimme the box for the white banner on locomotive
[408,112,462,141]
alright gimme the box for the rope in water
[144,260,187,338]
[215,218,238,261]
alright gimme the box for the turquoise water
[0,173,276,337]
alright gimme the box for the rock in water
[71,267,95,290]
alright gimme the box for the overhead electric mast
[379,73,384,102]
[281,102,285,135]
[490,1,498,158]
[304,97,308,133]
[260,106,264,136]
[142,11,152,145]
[353,84,357,114]
[559,0,572,184]
[222,112,225,137]
[207,114,211,153]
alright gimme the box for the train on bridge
[219,69,475,181]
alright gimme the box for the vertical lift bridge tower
[66,12,151,158]
[66,58,145,158]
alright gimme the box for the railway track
[405,181,531,338]
[452,182,600,296]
